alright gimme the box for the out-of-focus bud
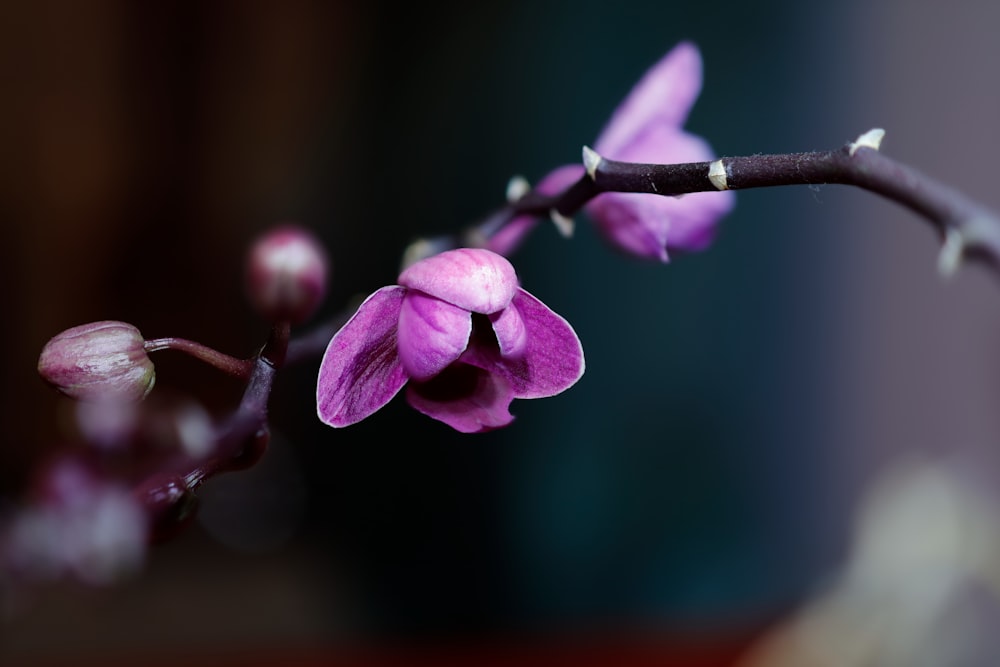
[246,225,329,325]
[38,321,155,402]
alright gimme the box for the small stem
[143,337,254,380]
[179,322,290,487]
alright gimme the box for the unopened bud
[38,321,155,402]
[246,225,329,325]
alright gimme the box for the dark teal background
[278,0,867,636]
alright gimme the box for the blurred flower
[317,248,584,433]
[37,321,155,402]
[4,458,147,585]
[246,224,329,325]
[491,42,734,261]
[75,393,214,458]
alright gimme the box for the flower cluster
[17,41,747,589]
[317,248,584,433]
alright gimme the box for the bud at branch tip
[246,225,329,325]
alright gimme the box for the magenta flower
[316,248,584,433]
[490,42,734,262]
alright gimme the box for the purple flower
[490,42,734,262]
[316,248,584,433]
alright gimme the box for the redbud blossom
[246,225,329,324]
[317,248,584,433]
[38,321,155,402]
[491,42,735,261]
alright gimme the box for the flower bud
[38,321,155,402]
[246,225,329,325]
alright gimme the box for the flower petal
[406,362,515,433]
[587,129,736,259]
[594,41,704,157]
[397,291,472,381]
[490,305,527,359]
[316,286,409,427]
[486,288,585,399]
[398,248,517,314]
[588,192,672,262]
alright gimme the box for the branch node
[551,210,575,238]
[849,128,886,156]
[582,146,603,180]
[708,159,729,191]
[506,175,530,203]
[937,227,965,279]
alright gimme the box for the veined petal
[397,291,471,381]
[317,286,408,427]
[398,248,517,314]
[490,288,584,399]
[594,41,704,157]
[406,362,515,433]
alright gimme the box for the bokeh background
[3,0,1000,664]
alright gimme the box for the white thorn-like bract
[849,128,886,156]
[937,227,964,279]
[708,159,728,191]
[582,146,602,180]
[506,175,530,203]
[551,211,574,238]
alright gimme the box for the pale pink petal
[588,128,736,259]
[398,248,517,314]
[316,286,409,427]
[588,192,672,262]
[594,41,704,157]
[397,291,471,381]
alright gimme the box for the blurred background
[3,0,1000,664]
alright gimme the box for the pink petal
[397,291,472,381]
[490,288,585,399]
[490,305,527,359]
[316,286,409,427]
[406,362,515,433]
[398,248,517,314]
[588,192,672,262]
[587,128,736,259]
[594,41,704,157]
